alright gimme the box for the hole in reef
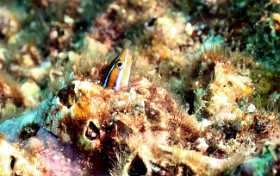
[128,155,147,176]
[85,121,100,140]
[181,164,195,176]
[223,122,240,140]
[147,17,157,27]
[19,123,40,140]
[10,155,16,170]
[57,84,76,108]
[183,90,196,115]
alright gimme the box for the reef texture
[0,0,280,175]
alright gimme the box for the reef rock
[44,78,202,153]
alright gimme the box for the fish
[101,49,132,91]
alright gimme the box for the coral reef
[44,78,201,150]
[0,0,280,175]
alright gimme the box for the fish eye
[116,61,123,68]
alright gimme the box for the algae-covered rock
[44,78,202,153]
[0,138,44,175]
